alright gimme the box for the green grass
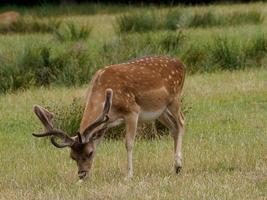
[0,2,267,199]
[1,2,267,93]
[54,23,92,42]
[0,69,266,199]
[0,17,61,34]
[115,9,263,33]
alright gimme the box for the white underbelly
[108,118,124,128]
[139,108,165,121]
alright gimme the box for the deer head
[32,89,113,180]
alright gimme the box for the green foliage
[0,43,94,92]
[115,10,264,33]
[0,17,61,34]
[228,11,263,25]
[0,3,131,17]
[1,31,267,93]
[45,97,167,139]
[47,97,84,136]
[159,30,186,52]
[187,11,219,28]
[209,36,245,70]
[115,11,161,33]
[245,33,267,59]
[54,23,92,42]
[163,9,184,30]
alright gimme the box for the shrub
[186,11,219,28]
[245,33,267,59]
[115,11,161,33]
[164,9,184,30]
[159,30,185,52]
[209,36,245,70]
[181,43,210,73]
[0,43,94,92]
[0,17,61,34]
[46,97,84,136]
[46,97,170,140]
[54,23,92,42]
[114,10,264,33]
[228,11,263,25]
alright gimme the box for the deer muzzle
[78,171,88,179]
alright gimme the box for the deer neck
[79,91,105,134]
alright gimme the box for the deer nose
[78,171,87,179]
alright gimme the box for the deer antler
[83,89,113,142]
[32,105,76,148]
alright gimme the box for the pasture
[0,2,266,200]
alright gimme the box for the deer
[32,55,185,180]
[0,11,21,27]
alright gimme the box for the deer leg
[167,100,185,174]
[124,112,139,178]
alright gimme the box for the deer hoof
[175,165,182,174]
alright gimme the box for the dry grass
[0,68,266,200]
[0,2,267,199]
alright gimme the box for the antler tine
[32,129,75,148]
[83,89,113,142]
[33,105,53,131]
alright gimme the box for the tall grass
[1,31,267,93]
[115,11,160,33]
[115,10,264,33]
[54,23,92,42]
[0,43,94,92]
[209,36,245,70]
[45,96,187,139]
[0,3,132,17]
[0,17,61,34]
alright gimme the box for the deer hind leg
[124,111,139,178]
[158,101,185,174]
[167,99,185,174]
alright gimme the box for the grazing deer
[33,56,185,180]
[0,11,21,26]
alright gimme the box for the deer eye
[70,154,76,160]
[87,151,93,158]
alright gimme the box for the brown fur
[0,11,21,26]
[33,55,186,180]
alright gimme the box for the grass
[2,30,267,93]
[54,23,92,42]
[0,17,61,34]
[115,9,264,33]
[0,2,267,199]
[0,69,266,199]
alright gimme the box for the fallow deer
[32,56,186,180]
[0,11,21,26]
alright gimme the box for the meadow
[0,2,266,200]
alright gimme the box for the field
[0,2,267,200]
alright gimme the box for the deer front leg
[124,112,139,179]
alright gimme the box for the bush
[45,97,175,140]
[115,11,161,33]
[228,11,263,25]
[0,43,94,92]
[186,11,219,28]
[209,36,245,70]
[245,33,267,59]
[1,31,267,93]
[114,10,264,33]
[0,17,61,34]
[159,30,186,52]
[54,23,92,42]
[164,9,184,30]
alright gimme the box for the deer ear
[33,105,54,131]
[90,127,107,141]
